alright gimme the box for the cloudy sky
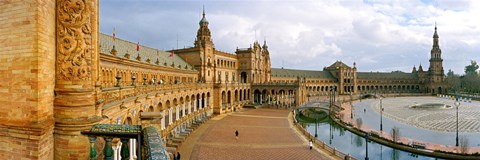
[99,0,479,74]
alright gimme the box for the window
[226,72,229,82]
[218,71,222,82]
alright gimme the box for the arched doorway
[254,89,261,104]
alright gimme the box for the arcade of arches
[0,1,447,159]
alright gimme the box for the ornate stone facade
[270,26,448,99]
[0,1,447,159]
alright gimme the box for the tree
[446,69,461,92]
[447,69,455,77]
[465,60,479,76]
[458,60,480,94]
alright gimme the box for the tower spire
[202,5,205,18]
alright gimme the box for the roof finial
[435,21,437,30]
[203,5,205,18]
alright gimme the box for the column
[277,95,279,105]
[194,100,197,112]
[267,95,272,104]
[161,111,165,130]
[188,101,192,114]
[129,139,137,160]
[105,138,113,160]
[88,137,97,160]
[251,93,254,103]
[260,94,263,104]
[169,109,173,125]
[54,0,100,159]
[112,142,120,160]
[182,103,186,116]
[176,105,180,121]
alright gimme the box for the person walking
[176,152,181,160]
[309,139,313,150]
[235,129,239,142]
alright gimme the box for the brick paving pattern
[178,108,334,160]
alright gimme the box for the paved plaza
[178,108,335,160]
[369,96,480,132]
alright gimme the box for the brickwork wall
[0,0,55,159]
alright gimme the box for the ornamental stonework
[56,0,92,81]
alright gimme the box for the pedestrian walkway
[178,108,337,160]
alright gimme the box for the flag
[112,27,116,42]
[136,42,140,52]
[169,51,174,57]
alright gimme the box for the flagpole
[112,27,116,49]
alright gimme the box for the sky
[99,0,480,74]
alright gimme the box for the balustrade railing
[82,125,169,160]
[98,83,212,107]
[81,124,142,160]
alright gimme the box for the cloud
[99,0,480,75]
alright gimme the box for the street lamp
[315,115,318,138]
[380,97,383,132]
[350,93,353,119]
[454,99,460,146]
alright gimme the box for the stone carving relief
[57,0,92,81]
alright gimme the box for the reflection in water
[355,134,363,147]
[391,149,399,160]
[298,112,442,160]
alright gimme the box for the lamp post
[350,92,353,119]
[380,97,383,132]
[454,99,460,146]
[315,115,318,138]
[329,88,332,109]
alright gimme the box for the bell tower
[195,7,213,48]
[194,7,214,82]
[428,24,444,83]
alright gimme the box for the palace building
[270,25,447,98]
[0,1,447,159]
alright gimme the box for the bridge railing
[293,120,355,160]
[293,106,356,160]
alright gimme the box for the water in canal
[301,115,442,160]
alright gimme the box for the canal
[298,111,442,160]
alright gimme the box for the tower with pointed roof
[426,25,447,93]
[263,39,271,82]
[195,7,213,48]
[194,7,215,82]
[428,24,444,83]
